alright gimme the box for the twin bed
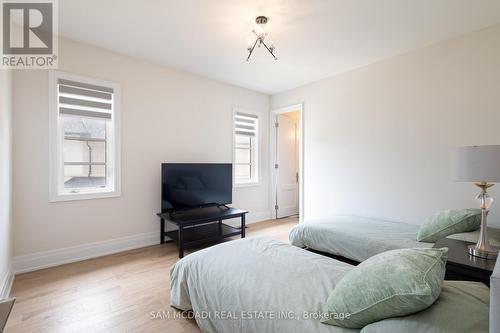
[170,216,500,332]
[171,236,496,333]
[289,215,500,263]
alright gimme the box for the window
[233,110,258,185]
[49,71,120,201]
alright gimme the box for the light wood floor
[5,217,298,333]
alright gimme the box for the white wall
[271,24,500,227]
[12,38,271,258]
[0,69,13,296]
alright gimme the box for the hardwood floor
[5,217,298,333]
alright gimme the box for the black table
[157,206,248,258]
[434,238,496,286]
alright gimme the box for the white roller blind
[235,112,258,137]
[58,79,114,120]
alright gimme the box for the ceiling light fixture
[246,16,277,61]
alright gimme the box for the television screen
[161,163,232,211]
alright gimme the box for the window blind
[58,79,113,120]
[234,112,258,137]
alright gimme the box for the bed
[289,216,500,263]
[170,236,495,333]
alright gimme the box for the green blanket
[289,216,433,262]
[170,237,490,333]
[171,237,358,333]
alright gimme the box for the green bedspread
[171,237,359,333]
[169,237,490,333]
[289,216,434,262]
[289,216,500,263]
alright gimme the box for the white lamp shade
[452,145,500,183]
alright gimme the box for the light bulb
[254,24,264,36]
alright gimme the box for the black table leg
[241,214,246,238]
[178,225,184,258]
[218,219,222,235]
[160,218,165,244]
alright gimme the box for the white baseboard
[277,206,299,219]
[0,264,14,299]
[12,210,274,275]
[224,210,273,227]
[13,231,158,274]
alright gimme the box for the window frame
[233,108,259,187]
[49,71,121,202]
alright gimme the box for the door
[275,113,299,218]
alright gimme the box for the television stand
[157,206,248,258]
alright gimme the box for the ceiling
[59,0,500,94]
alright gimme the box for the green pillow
[322,247,448,329]
[417,209,481,243]
[360,281,489,333]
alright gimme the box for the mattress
[289,216,434,262]
[171,236,359,333]
[169,236,491,333]
[289,216,500,263]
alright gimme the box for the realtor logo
[1,0,58,69]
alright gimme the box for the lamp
[453,145,500,259]
[246,16,277,61]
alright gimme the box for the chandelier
[246,16,277,61]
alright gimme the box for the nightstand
[434,238,496,286]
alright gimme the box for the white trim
[49,70,121,202]
[11,210,274,274]
[270,103,305,222]
[0,263,14,299]
[232,107,261,187]
[12,232,157,274]
[223,210,273,227]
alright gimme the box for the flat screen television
[161,163,232,212]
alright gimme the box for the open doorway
[270,104,304,221]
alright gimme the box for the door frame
[270,103,304,222]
